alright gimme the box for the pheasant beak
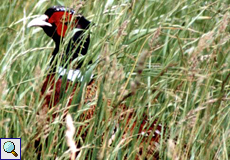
[27,15,52,28]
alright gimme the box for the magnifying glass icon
[3,141,18,157]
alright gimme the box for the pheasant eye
[60,15,67,23]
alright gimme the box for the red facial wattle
[48,12,73,37]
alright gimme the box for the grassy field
[1,0,230,159]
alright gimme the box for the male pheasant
[28,6,94,109]
[28,6,162,159]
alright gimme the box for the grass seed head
[149,26,161,50]
[219,12,229,33]
[117,20,129,39]
[197,31,214,52]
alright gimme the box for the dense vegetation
[0,0,230,159]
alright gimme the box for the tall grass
[0,0,230,159]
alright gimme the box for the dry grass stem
[65,114,77,160]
